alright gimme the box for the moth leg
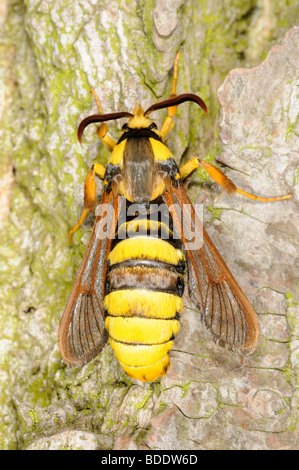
[179,157,201,180]
[180,158,292,202]
[90,87,116,151]
[199,160,292,202]
[93,162,106,180]
[70,86,114,242]
[160,51,181,142]
[179,158,237,195]
[68,164,105,243]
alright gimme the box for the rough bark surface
[0,0,298,450]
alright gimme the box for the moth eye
[148,122,158,130]
[122,123,129,130]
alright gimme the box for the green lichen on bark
[0,0,298,450]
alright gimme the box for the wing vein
[58,190,118,367]
[163,184,259,351]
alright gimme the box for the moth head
[77,94,207,143]
[125,103,153,130]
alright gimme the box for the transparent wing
[58,191,118,367]
[163,184,259,351]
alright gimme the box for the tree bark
[0,0,298,450]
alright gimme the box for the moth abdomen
[103,215,185,382]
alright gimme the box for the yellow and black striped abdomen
[104,219,185,382]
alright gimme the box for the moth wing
[58,191,118,367]
[163,184,259,351]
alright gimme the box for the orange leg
[160,51,181,141]
[179,158,292,202]
[68,163,106,243]
[90,87,116,151]
[69,86,117,242]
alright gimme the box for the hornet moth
[58,53,292,382]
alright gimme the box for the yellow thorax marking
[149,138,173,162]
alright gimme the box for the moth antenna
[144,93,208,117]
[78,112,133,143]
